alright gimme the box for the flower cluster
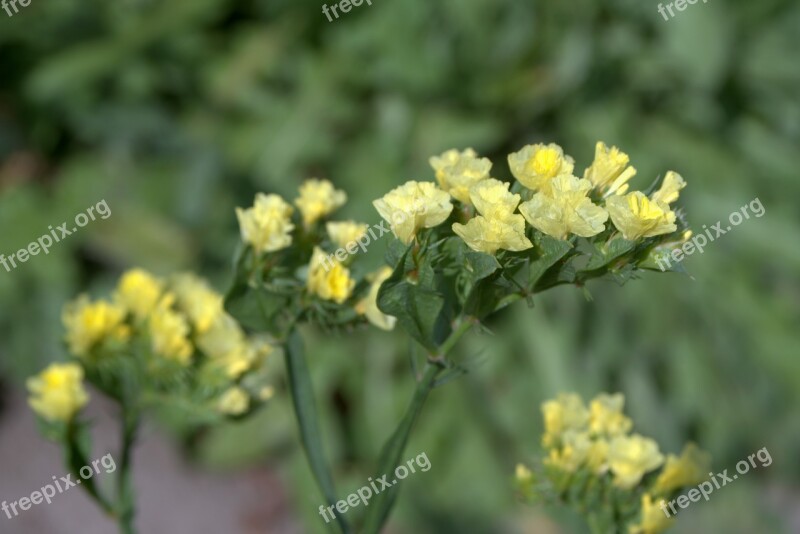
[28,268,275,425]
[517,392,710,534]
[232,179,396,334]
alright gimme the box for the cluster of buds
[516,393,710,534]
[28,269,276,427]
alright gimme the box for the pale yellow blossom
[452,212,532,255]
[629,494,673,534]
[373,181,453,244]
[588,393,633,437]
[236,193,295,254]
[508,143,575,192]
[326,221,369,250]
[606,192,677,241]
[583,141,637,196]
[430,148,492,203]
[295,179,347,226]
[27,363,89,422]
[217,387,250,415]
[542,393,590,448]
[355,266,397,331]
[653,443,711,495]
[114,269,163,320]
[62,296,130,358]
[608,434,665,489]
[307,247,355,304]
[149,294,193,365]
[650,171,686,206]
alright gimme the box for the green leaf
[64,420,115,516]
[528,235,574,289]
[378,249,445,351]
[584,237,635,271]
[284,330,351,534]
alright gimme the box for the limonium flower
[452,178,532,254]
[149,294,193,365]
[606,192,677,241]
[326,221,369,250]
[545,430,592,472]
[608,434,665,489]
[62,296,130,358]
[429,148,492,203]
[588,393,633,437]
[216,387,250,415]
[650,171,686,206]
[469,178,522,218]
[583,141,637,197]
[652,443,711,495]
[27,363,89,422]
[295,179,347,226]
[629,494,673,534]
[373,181,453,244]
[518,174,608,240]
[355,266,397,331]
[114,269,163,320]
[236,193,295,254]
[196,314,269,378]
[541,393,590,448]
[171,273,224,335]
[508,143,575,192]
[307,247,355,304]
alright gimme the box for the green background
[1,0,798,532]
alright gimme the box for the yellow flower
[650,171,686,206]
[587,438,610,474]
[258,386,275,401]
[196,314,269,378]
[326,221,369,250]
[114,269,163,320]
[515,463,533,485]
[545,430,592,472]
[62,296,130,358]
[469,178,521,217]
[508,143,575,192]
[588,393,633,437]
[355,266,397,331]
[235,193,295,254]
[149,294,193,365]
[583,141,637,196]
[629,494,673,534]
[452,212,532,255]
[608,434,665,489]
[541,393,590,448]
[518,175,608,240]
[27,363,89,422]
[606,192,677,241]
[216,387,250,415]
[307,247,355,304]
[430,148,492,203]
[373,181,453,244]
[171,274,224,334]
[653,443,711,495]
[295,179,347,226]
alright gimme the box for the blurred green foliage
[1,0,798,532]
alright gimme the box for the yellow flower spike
[373,181,453,244]
[171,273,224,335]
[114,269,163,321]
[216,387,250,415]
[307,247,355,304]
[326,221,369,250]
[356,266,397,331]
[62,296,130,358]
[629,494,673,534]
[295,178,347,226]
[27,363,89,422]
[452,211,532,255]
[653,443,711,495]
[148,294,193,365]
[469,178,521,217]
[541,393,590,448]
[606,192,677,241]
[608,434,665,489]
[583,141,638,197]
[236,193,295,254]
[589,393,633,437]
[429,148,492,203]
[508,143,575,192]
[650,171,686,206]
[518,174,609,240]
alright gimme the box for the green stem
[116,408,139,534]
[362,316,474,534]
[284,329,352,534]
